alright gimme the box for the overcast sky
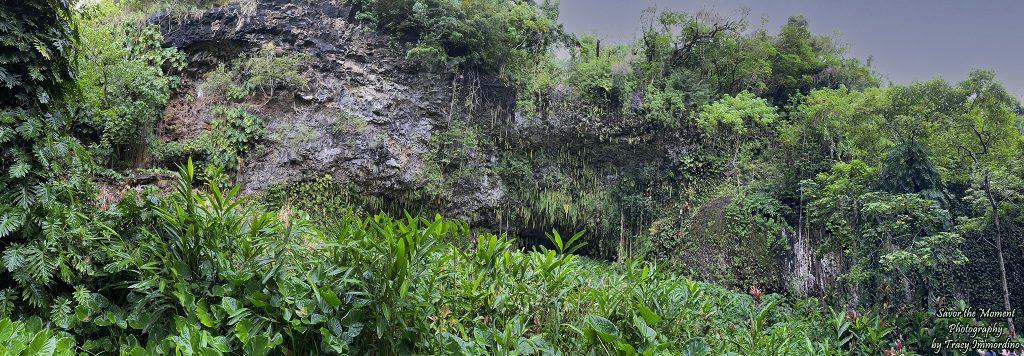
[558,0,1024,99]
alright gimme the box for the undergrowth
[0,160,1002,355]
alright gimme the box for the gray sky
[558,0,1024,99]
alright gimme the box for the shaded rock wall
[154,0,509,223]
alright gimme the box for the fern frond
[7,162,29,178]
[0,208,25,237]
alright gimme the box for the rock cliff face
[154,0,509,223]
[154,0,842,297]
[785,229,848,298]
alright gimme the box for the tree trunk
[985,174,1016,337]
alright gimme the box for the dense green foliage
[0,0,77,108]
[0,317,77,355]
[347,0,1023,336]
[300,0,1022,335]
[352,0,562,74]
[0,0,102,326]
[72,3,185,168]
[1,0,1022,354]
[6,161,1006,354]
[201,48,309,101]
[153,105,265,171]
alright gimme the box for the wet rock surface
[154,0,505,223]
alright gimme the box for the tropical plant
[73,2,185,168]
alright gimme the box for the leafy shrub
[73,4,185,168]
[0,0,113,323]
[514,53,562,117]
[0,317,76,355]
[263,174,360,221]
[104,160,356,353]
[566,36,634,118]
[804,160,967,310]
[766,16,879,103]
[0,0,76,108]
[697,91,779,134]
[200,48,308,101]
[152,105,264,171]
[353,0,561,73]
[7,156,933,354]
[200,64,237,99]
[243,48,309,97]
[878,141,944,197]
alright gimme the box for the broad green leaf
[196,300,216,327]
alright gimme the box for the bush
[4,156,956,354]
[73,3,185,168]
[199,48,308,100]
[6,1,1023,354]
[0,0,112,324]
[0,317,76,355]
[243,48,309,97]
[353,0,561,73]
[152,105,264,171]
[199,64,236,99]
